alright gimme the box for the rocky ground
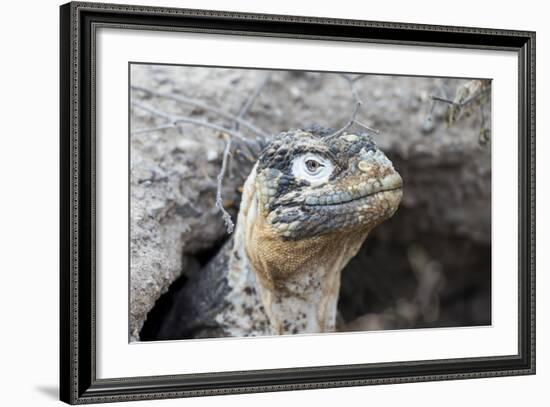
[129,64,491,341]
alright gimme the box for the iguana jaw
[266,174,402,240]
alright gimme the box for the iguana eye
[305,159,323,174]
[291,153,334,186]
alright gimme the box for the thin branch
[427,80,491,145]
[430,95,456,105]
[425,81,450,124]
[430,86,490,109]
[230,73,272,161]
[216,134,235,234]
[233,72,271,131]
[328,74,365,137]
[478,103,490,146]
[131,85,270,139]
[132,124,176,134]
[425,98,437,124]
[131,101,254,145]
[345,74,364,101]
[353,119,380,135]
[130,100,173,121]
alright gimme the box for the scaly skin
[218,127,403,336]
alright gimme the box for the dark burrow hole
[337,231,491,330]
[139,238,227,341]
[139,273,188,341]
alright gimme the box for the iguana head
[239,127,402,334]
[255,127,402,240]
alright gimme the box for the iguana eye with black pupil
[291,153,334,186]
[306,159,322,173]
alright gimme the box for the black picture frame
[60,1,536,404]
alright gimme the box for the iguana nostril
[358,161,371,173]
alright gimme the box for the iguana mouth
[305,187,402,210]
[302,174,403,207]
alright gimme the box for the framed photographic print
[60,1,536,404]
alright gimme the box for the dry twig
[216,133,235,233]
[328,74,379,137]
[329,74,364,137]
[131,85,270,139]
[427,79,491,145]
[131,101,254,146]
[233,73,271,131]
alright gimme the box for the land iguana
[156,126,402,339]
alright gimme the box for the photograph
[58,2,535,403]
[1,0,544,404]
[129,64,492,342]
